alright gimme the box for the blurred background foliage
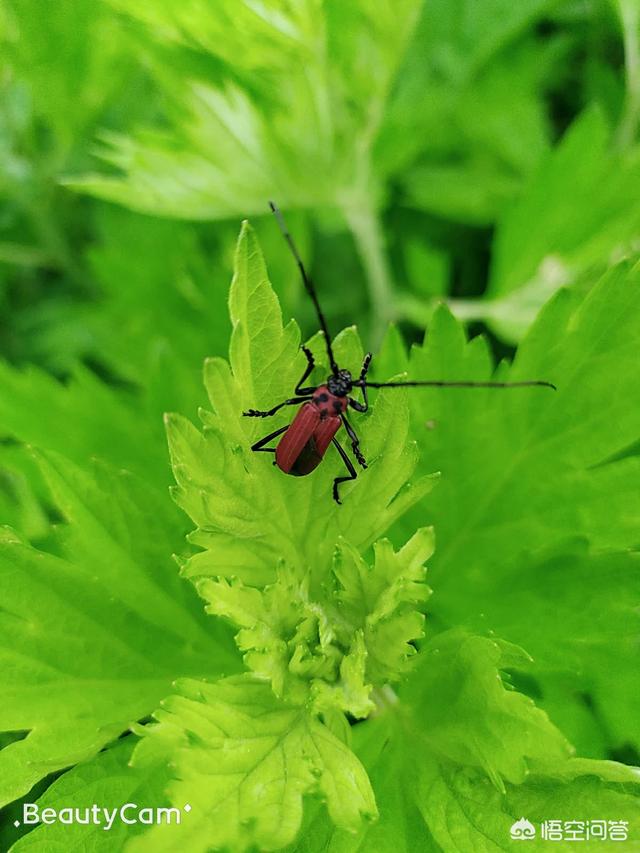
[0,0,639,765]
[2,0,639,371]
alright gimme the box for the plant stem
[615,0,640,150]
[342,199,396,348]
[370,684,399,717]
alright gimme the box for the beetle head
[327,369,352,397]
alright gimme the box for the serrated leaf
[289,631,640,852]
[171,222,437,579]
[167,223,437,716]
[0,361,168,491]
[414,755,640,853]
[0,451,238,808]
[331,528,433,684]
[288,716,436,853]
[127,675,377,852]
[403,631,572,789]
[396,261,640,752]
[383,2,558,222]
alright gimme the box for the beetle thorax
[312,385,348,418]
[327,370,352,397]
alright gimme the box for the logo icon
[510,817,536,840]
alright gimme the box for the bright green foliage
[289,630,640,852]
[2,0,636,366]
[62,0,579,344]
[0,446,48,543]
[109,226,636,851]
[128,675,377,852]
[85,208,232,386]
[69,0,421,219]
[3,0,131,153]
[8,739,162,852]
[197,529,432,717]
[330,531,433,685]
[0,0,139,357]
[67,0,567,230]
[383,259,640,755]
[1,3,640,851]
[385,0,559,224]
[412,757,640,853]
[0,449,237,808]
[403,632,572,787]
[449,109,640,339]
[168,222,436,580]
[0,362,168,490]
[17,205,235,384]
[167,223,435,720]
[2,221,639,851]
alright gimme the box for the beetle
[243,202,555,503]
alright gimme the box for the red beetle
[243,203,555,503]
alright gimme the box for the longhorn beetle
[243,202,555,503]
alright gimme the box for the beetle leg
[349,396,367,413]
[250,425,289,453]
[349,352,372,412]
[340,413,367,469]
[243,396,310,418]
[360,352,373,381]
[295,346,317,394]
[331,438,357,504]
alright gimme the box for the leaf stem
[342,199,396,347]
[615,0,640,150]
[370,684,399,717]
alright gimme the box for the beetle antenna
[269,201,339,375]
[360,379,557,390]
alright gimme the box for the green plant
[60,0,617,342]
[1,2,640,850]
[1,224,639,851]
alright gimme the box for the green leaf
[68,0,422,219]
[2,6,640,851]
[85,206,232,394]
[127,221,441,846]
[0,360,169,491]
[8,738,166,852]
[170,221,435,572]
[382,3,559,223]
[290,630,640,852]
[397,259,640,751]
[414,755,640,853]
[0,451,238,807]
[403,631,572,789]
[197,529,432,718]
[330,528,433,684]
[127,675,377,852]
[449,109,640,339]
[455,544,640,754]
[0,446,49,543]
[167,223,436,712]
[288,716,436,853]
[4,0,131,151]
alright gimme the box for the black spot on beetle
[333,400,342,413]
[316,393,329,403]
